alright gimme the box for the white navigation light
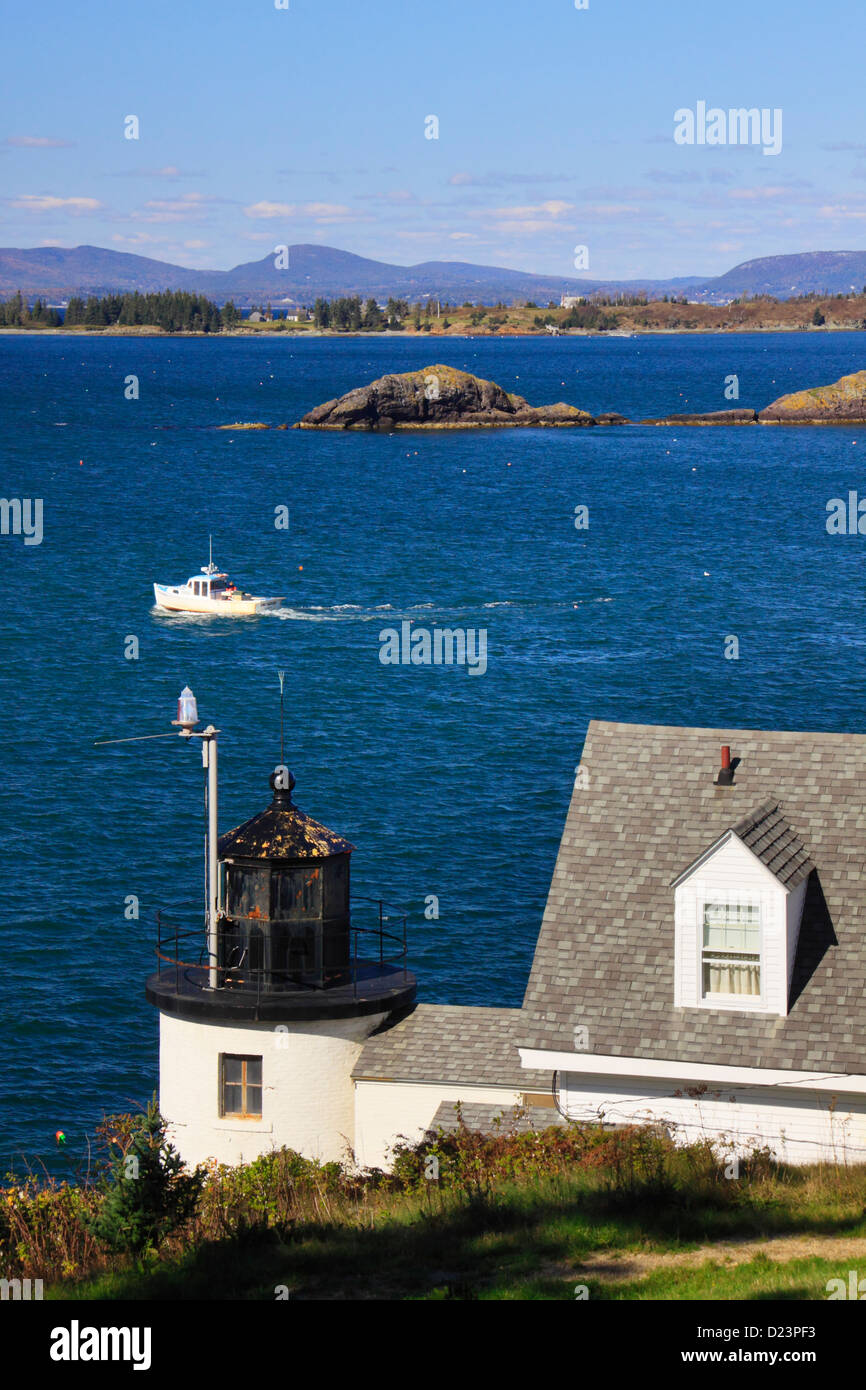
[174,686,199,731]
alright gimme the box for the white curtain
[703,958,760,996]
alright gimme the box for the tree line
[311,296,456,330]
[312,296,408,330]
[0,293,62,327]
[0,289,239,331]
[64,290,226,332]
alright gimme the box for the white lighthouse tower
[146,693,416,1169]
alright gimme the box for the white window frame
[699,896,764,1008]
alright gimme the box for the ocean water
[2,329,866,1176]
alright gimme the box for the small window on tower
[220,1054,262,1118]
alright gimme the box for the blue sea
[2,329,866,1177]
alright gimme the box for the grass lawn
[45,1168,866,1302]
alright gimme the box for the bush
[84,1098,204,1257]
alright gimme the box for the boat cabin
[188,570,235,599]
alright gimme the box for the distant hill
[0,243,703,305]
[0,245,216,299]
[1,242,864,306]
[692,250,866,301]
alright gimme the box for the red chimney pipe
[716,744,734,786]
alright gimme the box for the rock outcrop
[297,365,595,429]
[279,364,866,434]
[641,409,758,426]
[758,370,866,423]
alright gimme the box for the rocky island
[257,366,866,433]
[296,365,610,430]
[757,370,866,424]
[641,408,758,425]
[641,371,866,425]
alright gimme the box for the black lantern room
[147,767,416,1024]
[216,770,353,990]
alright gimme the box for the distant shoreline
[0,324,863,339]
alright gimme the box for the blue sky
[2,0,865,278]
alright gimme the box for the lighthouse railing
[155,899,409,996]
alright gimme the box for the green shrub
[84,1098,204,1257]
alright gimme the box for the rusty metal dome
[217,773,355,862]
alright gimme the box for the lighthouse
[146,694,416,1168]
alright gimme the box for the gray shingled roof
[427,1101,568,1136]
[671,800,813,889]
[732,800,813,888]
[520,721,866,1073]
[352,1004,550,1088]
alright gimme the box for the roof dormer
[672,801,812,1017]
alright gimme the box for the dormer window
[672,800,812,1017]
[701,901,761,998]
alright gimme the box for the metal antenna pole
[278,670,286,767]
[201,727,219,989]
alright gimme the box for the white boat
[154,546,284,616]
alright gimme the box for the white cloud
[729,185,811,201]
[244,201,297,219]
[243,199,358,224]
[10,194,100,213]
[817,203,866,220]
[303,202,354,219]
[448,171,572,188]
[486,200,574,219]
[5,136,74,149]
[129,193,220,223]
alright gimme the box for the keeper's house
[352,721,866,1168]
[151,720,866,1170]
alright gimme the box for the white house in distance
[148,721,866,1170]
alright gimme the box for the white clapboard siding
[560,1070,866,1164]
[353,1080,526,1170]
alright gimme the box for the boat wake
[150,605,259,622]
[265,597,613,623]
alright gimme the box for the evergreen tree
[363,298,382,330]
[384,297,404,328]
[86,1097,204,1257]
